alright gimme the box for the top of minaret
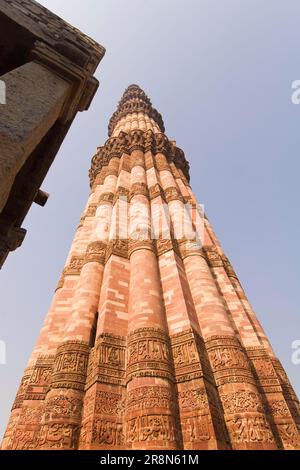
[108,84,165,136]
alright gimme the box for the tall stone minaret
[2,85,300,450]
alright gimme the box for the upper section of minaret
[108,84,166,137]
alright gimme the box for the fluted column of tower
[2,85,300,451]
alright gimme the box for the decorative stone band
[105,239,129,262]
[130,182,149,201]
[126,385,175,412]
[126,328,174,383]
[164,187,185,204]
[126,414,179,447]
[42,392,84,425]
[170,328,214,384]
[205,336,255,387]
[204,246,238,278]
[65,255,85,276]
[128,239,155,258]
[98,192,115,205]
[89,130,190,187]
[84,241,107,265]
[149,183,166,202]
[57,236,203,291]
[50,341,90,392]
[155,238,180,258]
[86,333,126,389]
[246,347,283,393]
[12,367,34,411]
[12,355,55,410]
[177,239,205,260]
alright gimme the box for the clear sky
[1,0,300,438]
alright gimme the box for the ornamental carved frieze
[222,255,237,278]
[164,186,184,204]
[51,341,90,392]
[183,195,196,206]
[126,386,175,412]
[38,423,81,450]
[130,183,149,201]
[21,355,55,402]
[177,238,204,260]
[149,184,165,201]
[43,390,83,425]
[128,239,155,258]
[271,358,294,391]
[126,328,174,382]
[155,237,181,258]
[86,334,126,388]
[126,414,178,445]
[170,329,204,383]
[10,428,40,450]
[89,130,190,188]
[91,419,125,447]
[181,415,211,443]
[220,390,264,415]
[98,192,115,205]
[203,247,238,279]
[18,406,44,426]
[203,246,224,268]
[277,423,300,449]
[106,239,129,262]
[64,255,85,276]
[206,336,255,386]
[84,241,107,265]
[94,390,125,416]
[269,400,291,418]
[12,368,34,410]
[178,388,209,411]
[86,204,97,218]
[228,415,275,445]
[247,347,282,393]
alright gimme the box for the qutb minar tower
[2,85,300,450]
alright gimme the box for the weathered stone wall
[0,0,105,267]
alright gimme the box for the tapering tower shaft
[2,85,300,451]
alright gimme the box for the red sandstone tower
[2,85,300,450]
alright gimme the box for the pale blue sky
[1,0,300,438]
